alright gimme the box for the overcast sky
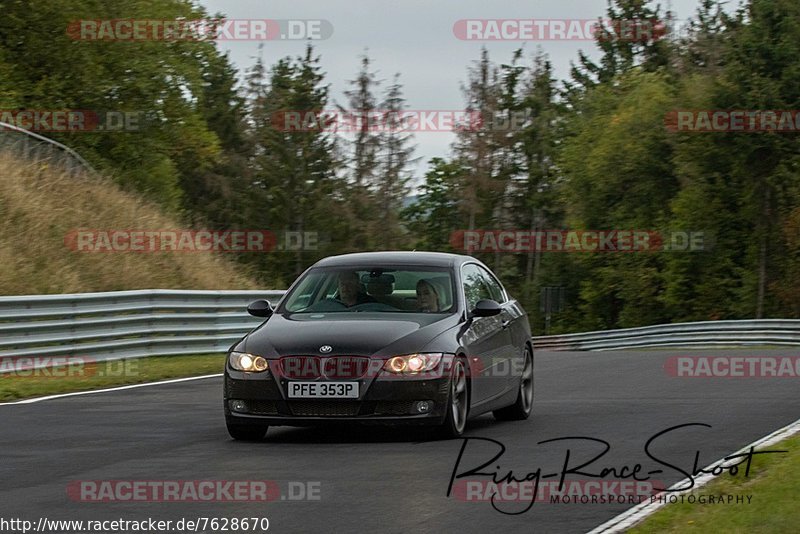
[197,0,713,182]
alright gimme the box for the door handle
[501,319,511,329]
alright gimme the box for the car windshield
[281,266,455,314]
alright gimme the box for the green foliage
[401,158,462,251]
[0,0,231,212]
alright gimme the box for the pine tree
[514,51,561,305]
[565,0,673,102]
[244,44,342,283]
[452,48,503,231]
[376,74,416,249]
[339,53,382,250]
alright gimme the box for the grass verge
[0,353,225,401]
[629,432,800,533]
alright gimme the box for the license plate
[287,381,359,399]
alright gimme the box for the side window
[461,264,492,310]
[478,266,506,303]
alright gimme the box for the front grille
[280,356,322,379]
[247,400,278,415]
[288,401,361,417]
[374,400,416,416]
[280,356,371,379]
[322,356,370,379]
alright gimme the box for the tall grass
[0,152,259,294]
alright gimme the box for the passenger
[415,279,440,312]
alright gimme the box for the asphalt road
[1,348,798,534]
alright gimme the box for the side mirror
[471,299,501,317]
[247,299,274,318]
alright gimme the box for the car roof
[311,251,477,269]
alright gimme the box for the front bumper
[224,356,453,426]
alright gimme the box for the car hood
[240,312,459,358]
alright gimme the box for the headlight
[383,353,443,374]
[229,351,269,372]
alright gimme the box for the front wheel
[437,357,469,439]
[493,346,533,421]
[226,420,269,441]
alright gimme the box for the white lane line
[0,374,223,406]
[587,415,800,533]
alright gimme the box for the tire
[493,346,533,421]
[226,420,269,441]
[437,357,469,439]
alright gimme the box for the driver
[337,271,376,307]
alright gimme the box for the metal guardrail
[0,290,284,371]
[534,319,800,350]
[0,120,97,176]
[1,289,799,373]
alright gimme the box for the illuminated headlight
[383,353,443,374]
[229,351,269,372]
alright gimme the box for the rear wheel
[493,346,533,421]
[437,357,469,439]
[226,420,269,441]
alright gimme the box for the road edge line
[586,415,800,533]
[0,373,223,406]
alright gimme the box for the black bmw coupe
[224,251,534,440]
